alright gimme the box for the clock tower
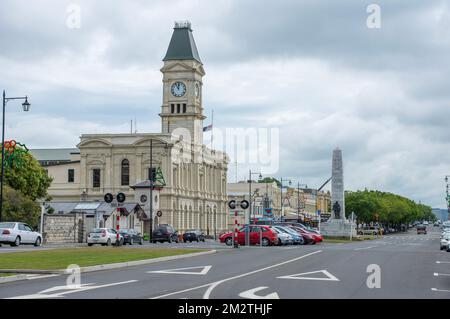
[160,21,206,145]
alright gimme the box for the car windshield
[0,222,15,229]
[91,228,104,233]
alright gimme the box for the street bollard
[116,210,120,246]
[260,228,263,247]
[234,210,239,248]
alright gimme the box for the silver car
[87,228,123,246]
[270,227,294,245]
[440,234,450,251]
[0,222,42,247]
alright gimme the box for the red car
[219,225,278,246]
[289,226,318,244]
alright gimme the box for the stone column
[331,148,345,220]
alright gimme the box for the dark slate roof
[163,21,202,63]
[30,148,79,161]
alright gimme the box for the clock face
[171,81,186,97]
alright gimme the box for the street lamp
[445,176,450,218]
[246,169,262,246]
[0,90,31,222]
[280,178,292,220]
[296,182,307,222]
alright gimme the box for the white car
[441,229,450,238]
[87,228,123,246]
[440,234,450,251]
[271,227,294,245]
[0,222,42,247]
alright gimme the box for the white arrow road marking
[147,265,212,275]
[277,269,339,281]
[150,250,322,299]
[239,287,279,299]
[8,280,138,299]
[431,288,450,293]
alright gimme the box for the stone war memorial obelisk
[321,148,356,237]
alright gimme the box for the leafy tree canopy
[345,189,435,224]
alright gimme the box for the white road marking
[436,261,450,264]
[150,250,322,299]
[8,280,138,299]
[238,287,279,299]
[431,288,450,293]
[434,273,450,277]
[27,274,60,280]
[354,246,376,251]
[277,269,339,281]
[147,265,212,275]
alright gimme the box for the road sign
[104,193,113,203]
[228,200,249,211]
[117,192,126,203]
[240,200,249,210]
[156,210,162,217]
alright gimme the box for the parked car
[289,226,316,244]
[0,222,42,247]
[152,224,179,243]
[272,225,304,245]
[416,224,427,235]
[440,234,450,250]
[183,229,205,242]
[87,228,123,246]
[219,225,278,246]
[270,227,294,245]
[119,229,144,245]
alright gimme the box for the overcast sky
[1,0,449,208]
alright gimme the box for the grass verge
[0,247,204,270]
[323,236,371,243]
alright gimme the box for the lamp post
[296,182,307,223]
[247,169,262,246]
[280,178,292,220]
[0,90,30,223]
[445,176,450,220]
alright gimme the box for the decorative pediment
[160,61,193,72]
[77,138,112,148]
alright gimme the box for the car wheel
[34,237,42,247]
[262,237,270,246]
[106,239,111,246]
[11,236,20,247]
[88,243,93,247]
[168,237,172,243]
[225,237,233,246]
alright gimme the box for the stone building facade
[36,21,229,236]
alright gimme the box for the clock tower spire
[160,21,206,145]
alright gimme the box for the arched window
[121,159,130,186]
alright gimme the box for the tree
[258,177,281,187]
[345,189,433,228]
[1,147,52,227]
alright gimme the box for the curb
[0,249,217,283]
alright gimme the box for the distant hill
[432,208,449,221]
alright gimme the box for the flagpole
[210,109,214,149]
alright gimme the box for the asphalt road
[1,228,449,299]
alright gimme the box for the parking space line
[354,246,376,251]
